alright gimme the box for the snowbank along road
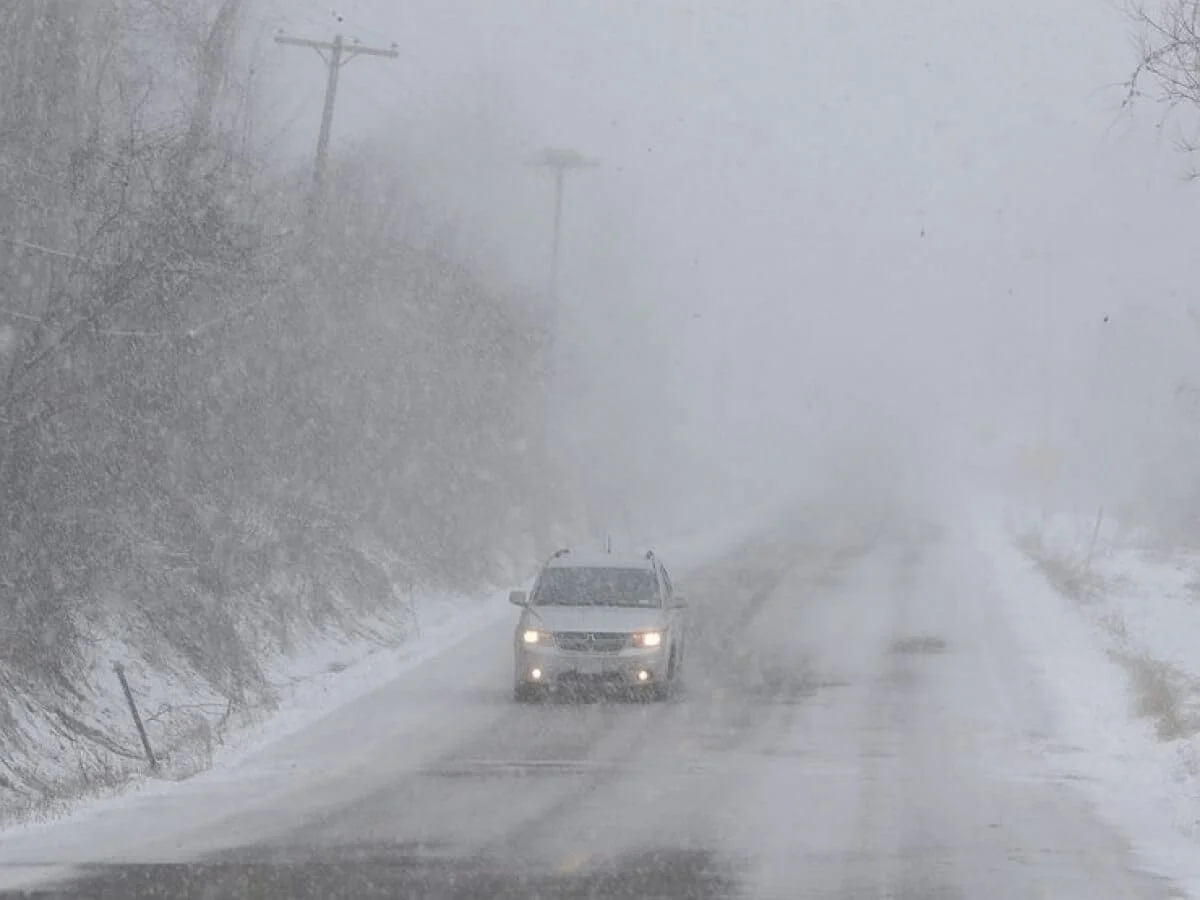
[0,517,1188,898]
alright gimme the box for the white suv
[509,549,688,702]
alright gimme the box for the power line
[96,295,270,339]
[0,234,89,264]
[0,307,40,323]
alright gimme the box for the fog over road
[0,516,1181,899]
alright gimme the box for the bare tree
[1128,0,1200,166]
[0,0,558,803]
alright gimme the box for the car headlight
[633,631,663,648]
[522,629,548,645]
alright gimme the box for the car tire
[514,683,542,703]
[651,655,674,702]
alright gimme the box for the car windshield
[533,567,660,608]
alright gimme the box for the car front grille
[553,631,629,653]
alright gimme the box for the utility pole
[526,148,598,460]
[528,148,599,307]
[274,32,398,217]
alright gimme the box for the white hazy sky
[249,0,1200,517]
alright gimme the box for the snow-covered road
[0,516,1191,898]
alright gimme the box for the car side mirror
[509,590,528,607]
[672,596,687,610]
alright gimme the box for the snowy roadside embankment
[0,499,561,828]
[973,504,1200,891]
[0,500,787,842]
[0,574,491,829]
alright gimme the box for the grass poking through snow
[1018,525,1200,747]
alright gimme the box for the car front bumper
[515,644,668,688]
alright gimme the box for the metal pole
[550,166,565,304]
[113,662,158,771]
[545,166,565,422]
[1083,506,1105,577]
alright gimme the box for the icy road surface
[0,522,1187,899]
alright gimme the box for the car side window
[659,565,672,603]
